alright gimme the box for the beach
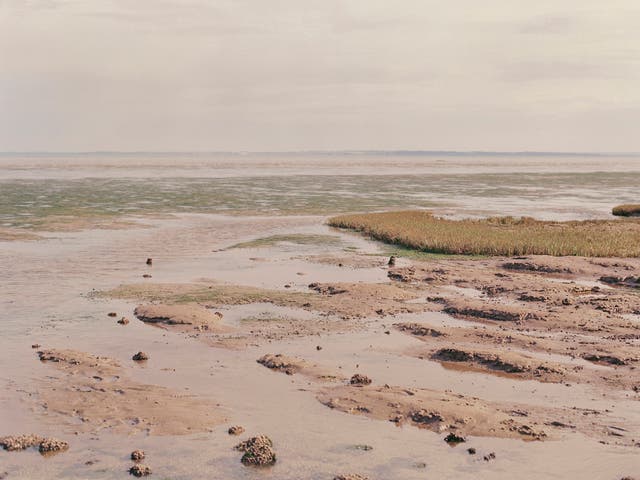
[1,153,639,479]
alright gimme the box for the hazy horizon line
[1,150,639,157]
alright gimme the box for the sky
[1,0,640,152]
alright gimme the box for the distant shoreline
[1,150,639,157]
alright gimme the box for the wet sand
[1,213,639,479]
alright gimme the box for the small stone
[334,475,369,480]
[353,444,373,451]
[146,258,153,265]
[349,374,372,386]
[107,312,117,317]
[131,449,145,461]
[483,452,496,461]
[228,426,245,436]
[467,447,476,455]
[132,352,149,361]
[444,433,466,444]
[118,317,130,325]
[390,414,404,423]
[316,345,323,351]
[142,274,152,278]
[31,344,40,349]
[129,464,152,477]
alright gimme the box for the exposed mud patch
[34,349,224,435]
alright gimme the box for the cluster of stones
[0,434,68,456]
[129,449,151,477]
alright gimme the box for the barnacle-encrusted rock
[235,435,276,466]
[129,464,152,477]
[349,374,372,386]
[0,434,43,451]
[38,438,69,455]
[1,434,68,455]
[131,449,145,461]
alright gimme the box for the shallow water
[1,153,640,229]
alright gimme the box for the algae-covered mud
[2,153,640,233]
[1,154,639,479]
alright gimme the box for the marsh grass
[612,204,640,217]
[329,211,640,257]
[227,234,342,249]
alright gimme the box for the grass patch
[329,211,640,257]
[379,244,486,261]
[97,283,314,305]
[612,204,640,217]
[227,234,342,249]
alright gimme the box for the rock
[308,283,348,295]
[353,444,373,451]
[228,426,245,436]
[38,438,69,455]
[142,274,152,278]
[107,312,118,317]
[444,433,466,444]
[257,354,300,375]
[334,475,369,480]
[129,464,152,477]
[0,434,43,451]
[582,354,626,366]
[390,414,404,423]
[411,410,443,425]
[31,344,40,349]
[316,345,323,351]
[132,352,149,361]
[434,348,472,362]
[483,452,496,461]
[349,374,372,386]
[467,447,476,454]
[235,435,276,466]
[131,449,145,461]
[118,317,130,325]
[388,255,396,266]
[395,323,445,337]
[146,258,152,265]
[37,350,80,365]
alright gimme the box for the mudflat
[1,213,638,479]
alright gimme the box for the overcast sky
[1,0,639,152]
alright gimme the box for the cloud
[518,15,576,35]
[1,0,639,151]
